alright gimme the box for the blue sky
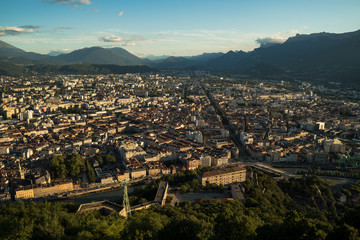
[1,0,360,57]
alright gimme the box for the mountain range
[0,29,359,86]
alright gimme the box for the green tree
[86,160,96,183]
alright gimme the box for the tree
[66,154,86,177]
[86,160,96,183]
[49,155,67,179]
[104,155,116,164]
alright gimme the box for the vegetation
[49,154,86,179]
[95,155,117,166]
[1,172,360,239]
[85,160,96,183]
[0,60,23,75]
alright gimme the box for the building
[130,167,147,179]
[153,181,169,206]
[197,166,246,186]
[200,155,212,167]
[15,186,34,199]
[14,180,74,199]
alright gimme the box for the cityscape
[0,0,360,239]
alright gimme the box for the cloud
[255,27,309,47]
[54,27,73,32]
[19,25,41,29]
[99,34,143,47]
[54,48,72,53]
[100,34,143,42]
[43,0,92,7]
[118,11,124,17]
[48,48,73,55]
[256,36,286,45]
[0,26,36,36]
[94,9,100,13]
[100,36,124,42]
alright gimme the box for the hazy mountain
[0,40,23,50]
[152,52,224,69]
[204,29,360,86]
[153,56,195,69]
[0,40,26,58]
[27,64,157,75]
[0,41,150,66]
[0,60,23,75]
[0,29,359,86]
[144,55,170,61]
[54,47,147,66]
[206,50,249,70]
[47,50,72,56]
[217,30,359,70]
[186,52,224,64]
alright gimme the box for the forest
[1,171,360,240]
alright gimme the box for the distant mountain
[0,60,23,75]
[0,29,359,86]
[0,41,150,66]
[0,40,23,50]
[186,52,224,64]
[206,50,249,70]
[0,40,26,59]
[205,29,360,86]
[152,52,224,69]
[48,50,71,56]
[0,40,52,64]
[27,63,157,75]
[54,47,148,66]
[144,55,170,61]
[153,56,195,69]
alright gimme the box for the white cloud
[99,35,144,47]
[44,0,92,7]
[256,35,286,45]
[0,26,36,36]
[100,35,124,42]
[255,27,309,47]
[54,48,72,53]
[118,11,124,17]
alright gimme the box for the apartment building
[197,166,246,186]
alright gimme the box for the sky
[1,0,360,57]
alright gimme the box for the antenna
[122,179,131,217]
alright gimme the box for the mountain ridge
[0,29,359,86]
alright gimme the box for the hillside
[1,174,359,239]
[0,60,23,75]
[206,30,360,83]
[55,47,148,66]
[27,63,157,74]
[0,41,150,66]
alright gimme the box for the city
[1,0,360,239]
[0,72,359,201]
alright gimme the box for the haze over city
[1,0,360,57]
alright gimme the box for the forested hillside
[1,173,359,240]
